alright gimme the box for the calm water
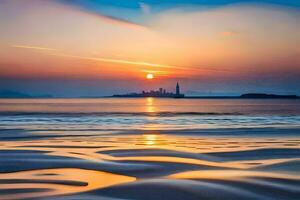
[0,98,300,131]
[0,98,300,200]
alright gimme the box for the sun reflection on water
[143,134,158,146]
[146,97,155,113]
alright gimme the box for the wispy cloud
[48,53,232,73]
[56,0,146,29]
[12,45,57,51]
[50,53,183,69]
[88,13,147,29]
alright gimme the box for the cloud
[56,0,146,29]
[81,12,146,30]
[48,53,229,73]
[50,53,175,68]
[12,45,57,51]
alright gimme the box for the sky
[0,0,299,97]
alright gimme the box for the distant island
[0,90,52,98]
[240,93,299,99]
[184,93,299,99]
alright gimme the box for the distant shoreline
[105,93,300,99]
[0,94,299,99]
[0,89,299,99]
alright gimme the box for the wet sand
[0,128,299,200]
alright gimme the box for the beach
[0,98,299,200]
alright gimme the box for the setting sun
[146,73,154,79]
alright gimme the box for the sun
[146,73,154,79]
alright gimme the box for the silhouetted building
[176,82,180,95]
[174,82,184,98]
[113,82,185,98]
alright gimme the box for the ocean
[0,98,299,199]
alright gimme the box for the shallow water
[0,98,299,200]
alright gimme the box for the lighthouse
[176,82,180,96]
[175,82,184,98]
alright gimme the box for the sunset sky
[0,0,300,97]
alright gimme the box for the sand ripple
[0,168,135,200]
[0,131,299,199]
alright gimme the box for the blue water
[0,98,299,131]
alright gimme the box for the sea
[0,98,299,200]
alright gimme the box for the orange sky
[0,0,299,95]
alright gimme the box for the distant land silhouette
[0,90,52,98]
[0,90,299,99]
[240,93,299,99]
[184,93,299,99]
